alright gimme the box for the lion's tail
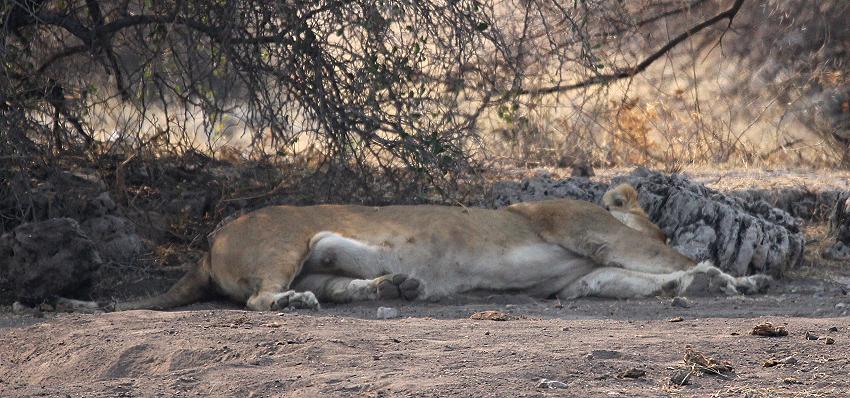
[115,253,213,311]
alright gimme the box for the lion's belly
[304,232,597,298]
[410,243,597,298]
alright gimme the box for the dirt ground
[1,271,849,397]
[2,167,850,397]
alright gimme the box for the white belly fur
[302,232,595,299]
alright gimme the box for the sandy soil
[2,273,849,397]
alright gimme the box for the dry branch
[519,0,745,96]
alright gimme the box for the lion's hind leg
[292,273,421,303]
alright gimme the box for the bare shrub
[482,0,849,170]
[3,0,845,232]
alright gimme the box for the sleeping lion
[87,185,770,312]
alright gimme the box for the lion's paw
[735,274,772,295]
[680,262,739,296]
[271,290,320,311]
[376,274,421,301]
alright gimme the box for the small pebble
[537,378,568,389]
[805,331,819,341]
[828,326,839,332]
[587,350,622,360]
[376,307,400,319]
[670,369,691,386]
[766,355,797,367]
[12,302,34,315]
[824,337,835,345]
[620,368,646,379]
[671,297,690,308]
[751,322,788,337]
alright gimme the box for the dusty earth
[1,272,849,397]
[2,167,850,397]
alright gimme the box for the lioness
[106,198,769,312]
[603,183,667,243]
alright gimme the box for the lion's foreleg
[561,262,771,299]
[558,267,683,299]
[246,290,320,311]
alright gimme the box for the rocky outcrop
[825,192,850,260]
[489,168,804,277]
[80,192,147,263]
[0,189,149,304]
[0,218,102,305]
[729,189,842,222]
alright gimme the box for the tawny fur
[96,198,770,312]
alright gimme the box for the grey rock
[0,218,102,305]
[587,350,622,360]
[670,369,692,385]
[780,356,798,365]
[671,296,691,308]
[489,175,605,208]
[825,193,850,260]
[88,192,117,216]
[81,215,146,262]
[824,243,850,260]
[167,189,220,219]
[376,306,400,319]
[615,170,803,277]
[620,368,646,379]
[537,378,568,389]
[11,301,38,315]
[730,189,841,222]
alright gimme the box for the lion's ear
[506,201,533,213]
[506,201,545,220]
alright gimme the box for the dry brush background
[1,0,850,305]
